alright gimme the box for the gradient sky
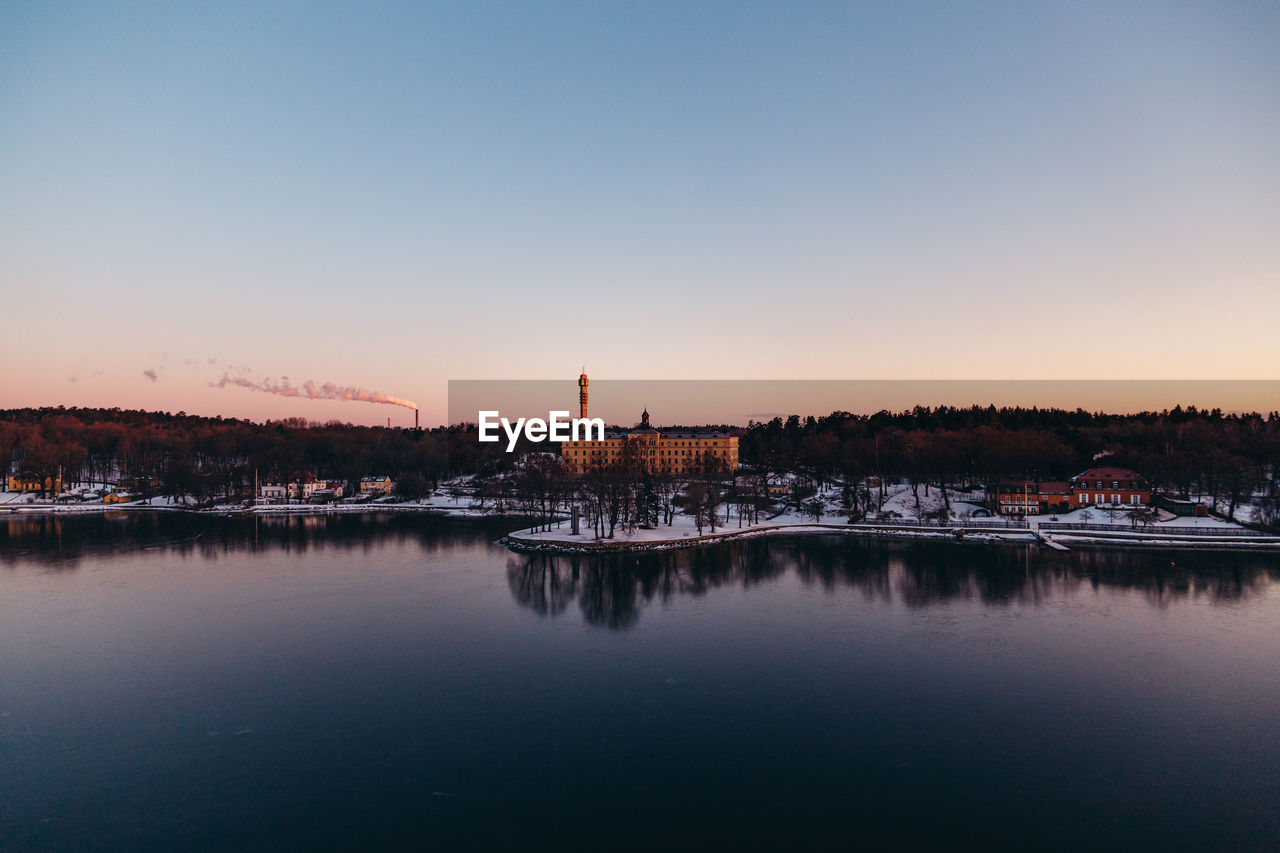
[3,1,1278,427]
[450,381,1280,428]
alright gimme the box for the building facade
[994,467,1150,515]
[360,476,394,496]
[560,406,739,476]
[1069,467,1149,509]
[7,473,62,493]
[993,481,1072,515]
[259,473,343,502]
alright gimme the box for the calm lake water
[2,513,1279,850]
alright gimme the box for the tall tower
[578,367,589,420]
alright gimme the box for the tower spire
[578,368,589,420]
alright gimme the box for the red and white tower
[578,368,588,420]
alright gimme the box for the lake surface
[2,513,1279,850]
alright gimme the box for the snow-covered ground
[1187,497,1274,527]
[0,475,529,518]
[513,512,730,544]
[1030,506,1248,530]
[506,510,1036,551]
[865,481,988,522]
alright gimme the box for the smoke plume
[211,374,417,412]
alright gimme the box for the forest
[2,404,1278,529]
[739,404,1280,517]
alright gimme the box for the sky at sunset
[3,1,1278,427]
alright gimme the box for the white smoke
[211,373,417,412]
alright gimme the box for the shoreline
[7,501,1279,552]
[499,522,1039,555]
[0,501,512,519]
[503,522,1039,554]
[503,520,1280,554]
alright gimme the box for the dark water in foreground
[2,513,1278,850]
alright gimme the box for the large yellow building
[560,372,739,475]
[7,473,62,493]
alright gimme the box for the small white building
[259,483,288,501]
[258,475,342,502]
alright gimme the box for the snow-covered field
[1187,497,1274,527]
[0,473,529,518]
[511,511,786,545]
[863,481,988,522]
[1031,506,1248,530]
[506,512,1036,552]
[504,476,1270,553]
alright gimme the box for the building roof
[591,428,733,440]
[994,480,1071,494]
[995,481,1039,491]
[1073,467,1142,481]
[660,430,733,438]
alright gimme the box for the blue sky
[3,1,1278,425]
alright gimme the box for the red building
[993,468,1150,515]
[1069,467,1149,509]
[993,481,1072,515]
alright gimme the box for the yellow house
[360,476,395,496]
[7,473,62,493]
[103,492,135,504]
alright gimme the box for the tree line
[738,405,1280,524]
[0,407,499,502]
[3,403,1278,528]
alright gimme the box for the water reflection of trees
[507,536,1280,629]
[7,518,1276,624]
[507,540,789,630]
[0,512,525,570]
[1071,547,1275,607]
